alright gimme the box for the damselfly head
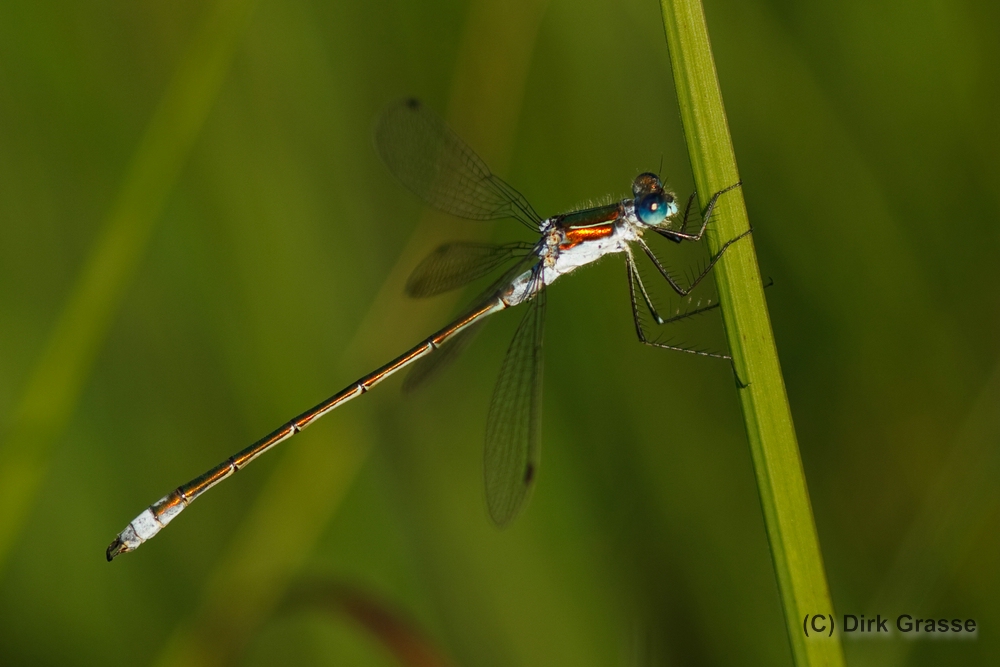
[632,172,677,227]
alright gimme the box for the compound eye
[637,192,668,225]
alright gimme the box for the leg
[626,254,728,361]
[640,182,749,296]
[672,181,742,242]
[658,276,772,326]
[625,255,749,388]
[638,223,752,297]
[625,247,666,324]
[678,191,698,235]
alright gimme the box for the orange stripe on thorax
[559,223,615,251]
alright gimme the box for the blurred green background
[1,0,998,665]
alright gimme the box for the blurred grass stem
[0,0,259,573]
[658,2,845,665]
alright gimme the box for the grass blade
[658,2,845,664]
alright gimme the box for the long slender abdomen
[106,298,506,560]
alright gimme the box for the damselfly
[107,98,749,560]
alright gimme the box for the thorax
[541,200,639,282]
[501,200,641,307]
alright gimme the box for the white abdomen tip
[130,509,162,541]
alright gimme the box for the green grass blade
[658,2,845,665]
[0,0,259,572]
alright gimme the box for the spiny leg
[655,276,771,385]
[678,191,698,235]
[672,181,742,242]
[625,247,666,324]
[626,254,728,361]
[638,223,753,297]
[655,276,773,326]
[638,182,748,296]
[625,255,748,388]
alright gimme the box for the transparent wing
[484,271,546,526]
[374,98,542,230]
[406,241,535,298]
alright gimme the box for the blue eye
[637,193,668,225]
